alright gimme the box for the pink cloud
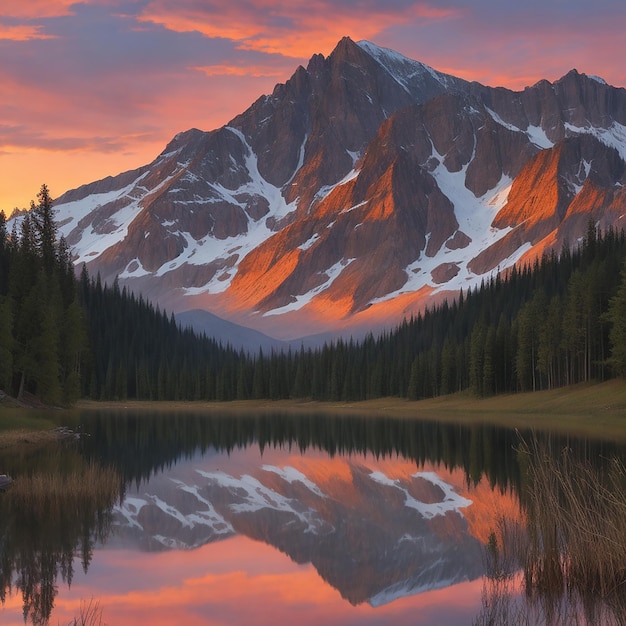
[0,24,55,40]
[0,0,77,19]
[380,5,626,90]
[138,0,460,58]
[2,0,624,213]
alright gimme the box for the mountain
[50,37,626,340]
[175,309,287,353]
[110,455,485,605]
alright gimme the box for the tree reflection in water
[474,435,626,626]
[0,438,121,625]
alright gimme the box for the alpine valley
[51,37,626,342]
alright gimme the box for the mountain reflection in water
[110,449,489,607]
[1,410,625,625]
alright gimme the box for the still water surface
[0,410,625,625]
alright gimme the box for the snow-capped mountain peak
[356,39,462,95]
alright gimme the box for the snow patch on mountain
[589,75,608,85]
[312,166,361,206]
[484,106,554,149]
[357,40,454,92]
[261,465,326,498]
[114,497,148,530]
[113,481,235,540]
[526,125,554,149]
[119,257,151,279]
[485,107,522,133]
[565,120,626,162]
[57,177,147,264]
[196,469,331,534]
[369,470,472,519]
[286,133,309,185]
[372,167,515,306]
[369,573,463,608]
[147,493,194,527]
[226,126,298,222]
[169,479,235,533]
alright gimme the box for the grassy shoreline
[2,379,626,441]
[72,379,626,440]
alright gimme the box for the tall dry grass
[475,436,626,625]
[520,437,626,608]
[8,461,120,520]
[0,428,60,450]
[1,457,121,626]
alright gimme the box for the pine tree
[469,322,486,396]
[606,262,626,376]
[0,296,13,391]
[31,184,57,272]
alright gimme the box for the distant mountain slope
[48,37,626,339]
[175,309,287,353]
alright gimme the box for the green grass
[406,379,626,438]
[0,402,79,442]
[281,379,626,440]
[6,379,626,442]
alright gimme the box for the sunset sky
[1,0,624,212]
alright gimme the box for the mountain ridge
[46,37,626,340]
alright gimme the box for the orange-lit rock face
[469,134,626,277]
[493,145,563,231]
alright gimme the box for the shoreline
[2,380,625,441]
[73,379,626,440]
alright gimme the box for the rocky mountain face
[51,37,626,339]
[110,455,484,605]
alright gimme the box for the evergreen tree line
[77,268,245,401]
[224,223,626,402]
[2,185,626,405]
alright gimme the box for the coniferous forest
[2,185,626,405]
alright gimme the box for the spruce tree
[0,296,13,391]
[606,262,626,376]
[31,184,57,272]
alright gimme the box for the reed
[8,461,120,522]
[519,436,626,608]
[476,436,626,624]
[0,428,60,450]
[65,598,105,626]
[1,459,121,625]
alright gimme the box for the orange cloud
[0,0,76,18]
[0,24,55,40]
[138,0,460,58]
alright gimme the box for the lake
[1,409,625,625]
